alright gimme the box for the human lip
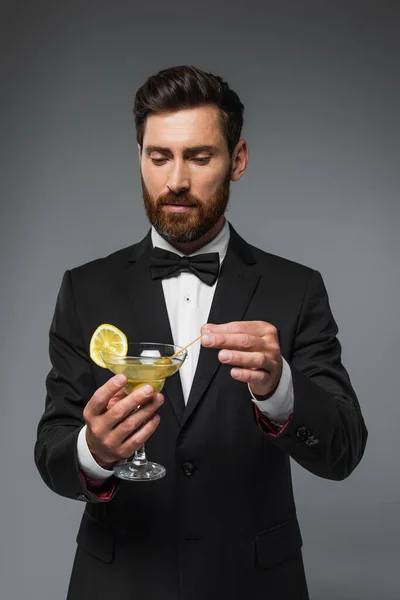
[162,204,196,213]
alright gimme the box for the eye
[151,158,167,165]
[192,157,211,164]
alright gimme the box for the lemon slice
[89,324,128,368]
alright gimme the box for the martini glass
[100,342,187,482]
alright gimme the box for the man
[35,65,367,600]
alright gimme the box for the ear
[137,143,142,162]
[231,139,249,182]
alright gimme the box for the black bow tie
[150,247,220,286]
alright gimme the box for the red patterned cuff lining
[79,470,116,501]
[254,405,292,437]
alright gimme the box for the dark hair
[133,65,244,155]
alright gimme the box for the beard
[141,168,231,244]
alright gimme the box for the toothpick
[171,334,202,358]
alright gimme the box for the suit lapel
[181,225,261,428]
[126,231,185,423]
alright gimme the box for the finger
[202,332,266,352]
[106,387,128,410]
[202,321,277,338]
[218,350,271,370]
[230,367,271,385]
[105,385,161,430]
[120,413,161,457]
[98,393,163,454]
[86,374,127,418]
[112,393,164,444]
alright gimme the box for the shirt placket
[177,272,200,404]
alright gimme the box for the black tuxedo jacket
[35,224,367,600]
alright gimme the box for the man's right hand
[83,374,164,469]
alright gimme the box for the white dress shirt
[77,219,294,480]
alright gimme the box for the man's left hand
[201,321,283,400]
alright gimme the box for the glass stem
[131,445,148,467]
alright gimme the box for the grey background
[1,1,399,598]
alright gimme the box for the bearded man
[35,65,367,600]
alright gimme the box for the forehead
[142,105,226,150]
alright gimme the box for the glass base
[113,461,166,481]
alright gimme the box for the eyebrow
[144,145,218,158]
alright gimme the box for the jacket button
[296,426,309,441]
[307,437,319,447]
[182,461,196,476]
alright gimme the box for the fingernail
[114,374,126,385]
[219,350,232,361]
[152,414,160,424]
[143,384,154,395]
[202,334,214,346]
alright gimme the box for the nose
[166,160,190,195]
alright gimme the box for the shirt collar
[151,218,230,263]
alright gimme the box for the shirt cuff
[77,425,115,484]
[248,357,294,424]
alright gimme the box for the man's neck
[166,215,226,255]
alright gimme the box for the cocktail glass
[100,342,187,481]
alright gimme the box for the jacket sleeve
[257,269,368,481]
[34,270,119,503]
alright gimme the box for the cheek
[195,172,226,196]
[141,166,165,194]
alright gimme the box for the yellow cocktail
[101,356,182,394]
[100,342,187,481]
